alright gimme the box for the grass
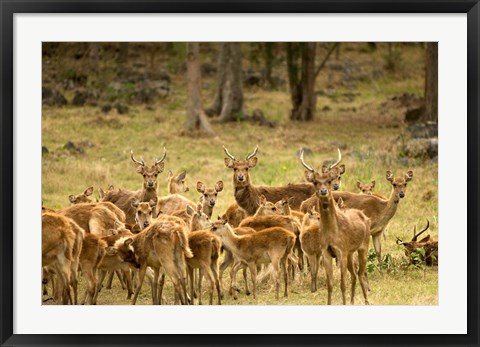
[42,43,437,305]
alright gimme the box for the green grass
[42,43,437,305]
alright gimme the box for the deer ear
[132,162,144,173]
[154,162,165,174]
[196,181,206,193]
[258,195,267,206]
[371,180,376,188]
[106,247,118,256]
[304,170,315,182]
[338,164,346,175]
[386,170,394,182]
[321,165,329,174]
[176,171,187,182]
[84,186,94,196]
[132,200,140,208]
[186,205,195,216]
[167,170,173,181]
[356,181,361,189]
[419,235,431,243]
[108,184,115,191]
[247,157,258,168]
[124,238,133,246]
[196,203,202,212]
[98,188,106,199]
[405,170,413,182]
[215,181,224,192]
[224,158,235,168]
[68,195,77,204]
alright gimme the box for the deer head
[197,180,224,208]
[396,220,431,247]
[68,186,94,204]
[302,206,321,227]
[321,148,345,191]
[275,196,295,215]
[254,195,280,216]
[187,203,211,231]
[356,180,376,195]
[223,145,258,187]
[300,150,336,200]
[167,170,189,194]
[109,236,140,268]
[131,148,167,191]
[132,197,157,230]
[386,170,413,199]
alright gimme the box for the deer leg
[323,251,334,305]
[338,252,348,305]
[281,254,289,298]
[295,240,304,272]
[357,248,370,305]
[124,269,133,300]
[131,265,147,305]
[105,271,115,289]
[158,272,166,304]
[247,262,258,300]
[230,261,242,300]
[347,253,357,305]
[211,259,222,305]
[220,249,233,278]
[372,233,383,265]
[117,270,127,290]
[93,269,107,304]
[152,267,160,305]
[187,266,195,305]
[307,254,317,292]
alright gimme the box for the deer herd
[42,145,437,305]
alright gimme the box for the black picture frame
[1,1,479,346]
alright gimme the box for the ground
[42,43,438,305]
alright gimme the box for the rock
[42,87,67,106]
[402,138,438,160]
[63,141,84,154]
[296,147,313,157]
[42,146,49,155]
[114,103,129,114]
[101,104,112,113]
[72,90,98,106]
[243,73,262,87]
[407,122,438,139]
[405,106,425,123]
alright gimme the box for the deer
[210,218,295,300]
[79,233,107,304]
[222,203,247,227]
[101,149,167,224]
[300,151,371,305]
[68,186,94,204]
[223,145,321,215]
[130,215,193,305]
[185,208,222,305]
[332,170,414,262]
[167,170,189,194]
[42,212,78,304]
[396,220,438,266]
[196,180,224,218]
[275,196,305,222]
[299,206,323,292]
[356,180,386,199]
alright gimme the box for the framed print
[1,1,479,346]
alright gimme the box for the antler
[130,150,145,167]
[154,147,167,166]
[246,145,259,160]
[299,150,315,172]
[412,219,430,241]
[329,148,342,169]
[223,146,236,160]
[396,237,405,245]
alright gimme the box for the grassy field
[42,43,438,305]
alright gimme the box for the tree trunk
[185,43,216,136]
[206,43,244,122]
[263,42,275,88]
[89,43,99,73]
[287,43,317,121]
[423,42,438,123]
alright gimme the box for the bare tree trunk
[185,43,216,136]
[423,42,438,122]
[264,42,275,88]
[287,43,317,121]
[206,43,244,122]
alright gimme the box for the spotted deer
[301,152,371,305]
[102,149,167,224]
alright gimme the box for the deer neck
[202,203,214,219]
[140,187,157,201]
[317,192,339,234]
[234,183,258,215]
[379,188,400,223]
[219,225,240,253]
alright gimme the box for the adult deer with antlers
[223,145,321,215]
[102,149,167,224]
[396,220,438,266]
[300,152,371,305]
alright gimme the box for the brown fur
[397,221,438,266]
[42,213,77,304]
[156,193,196,217]
[196,180,223,218]
[303,169,371,305]
[130,215,193,305]
[68,186,94,205]
[167,170,189,194]
[211,220,295,300]
[186,230,222,305]
[223,203,247,227]
[79,234,107,304]
[58,202,126,233]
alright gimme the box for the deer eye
[246,168,249,171]
[393,183,397,187]
[204,194,208,197]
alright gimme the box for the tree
[423,42,438,122]
[286,42,338,121]
[184,43,216,136]
[206,43,244,122]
